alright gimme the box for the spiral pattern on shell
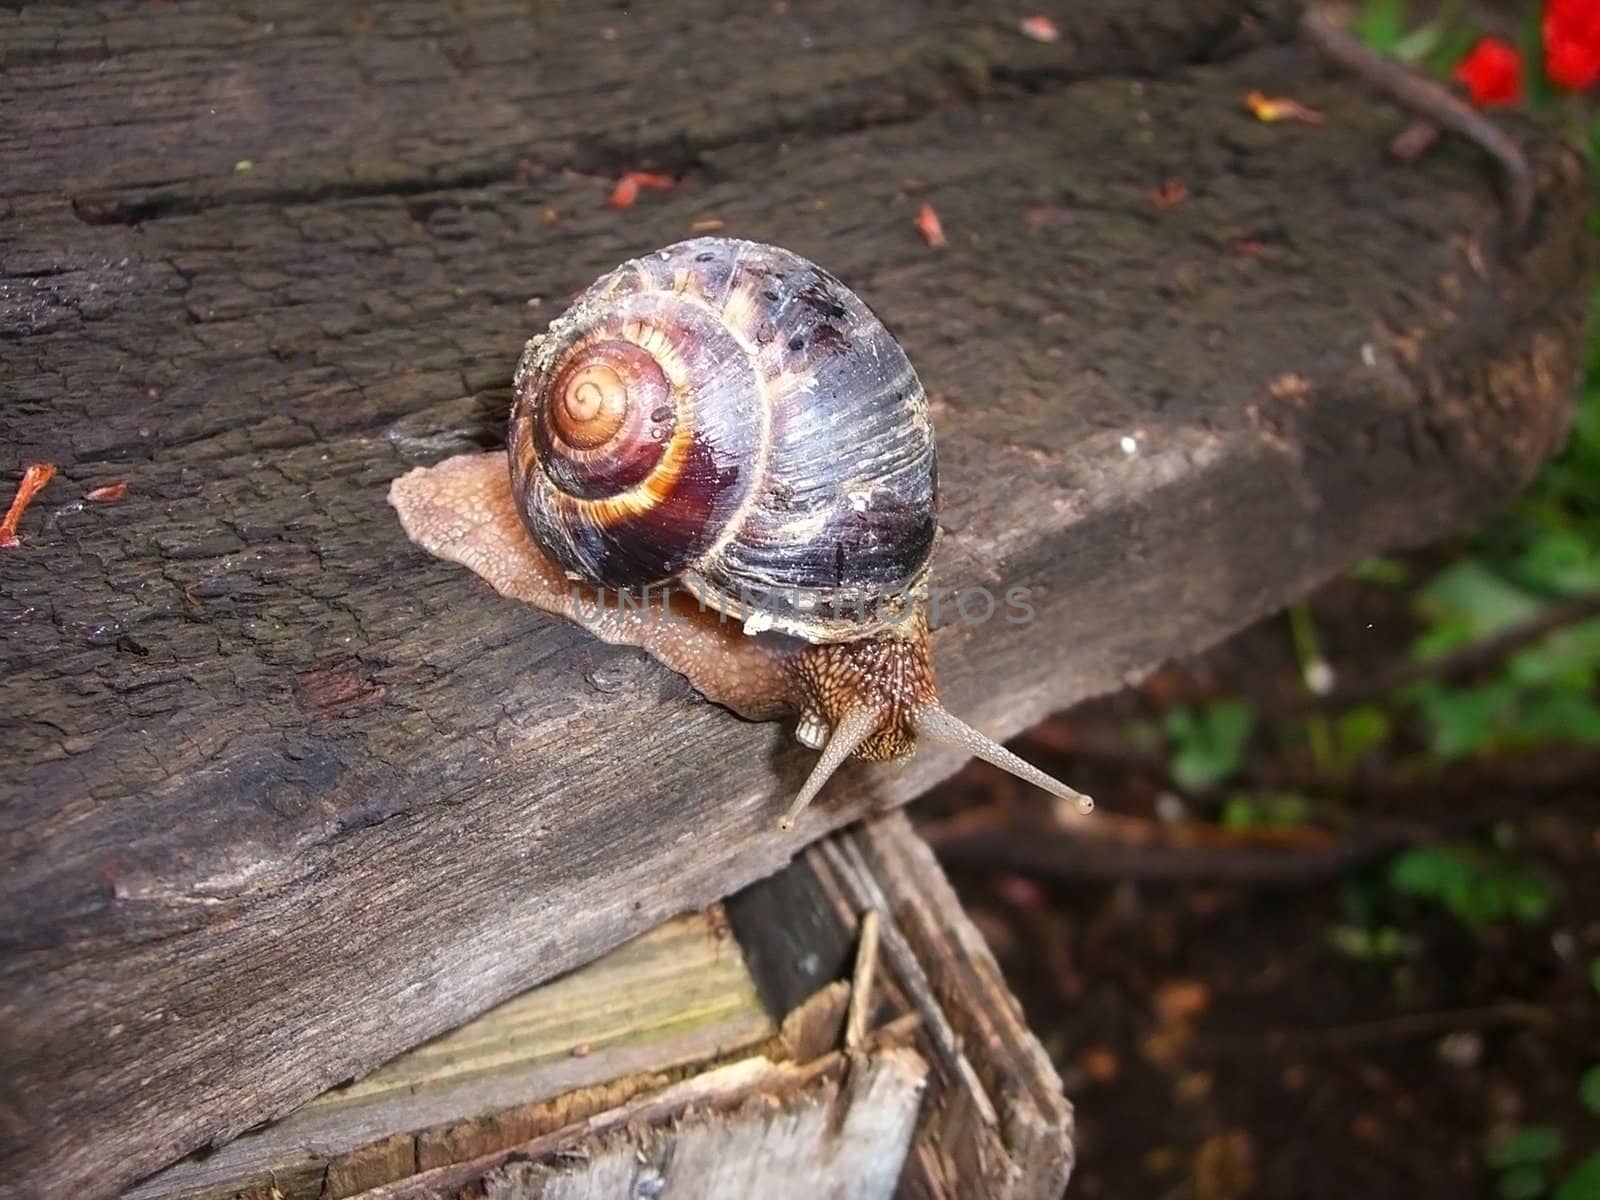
[509,237,938,642]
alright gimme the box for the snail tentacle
[778,705,881,831]
[911,703,1095,814]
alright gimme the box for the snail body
[390,238,1090,829]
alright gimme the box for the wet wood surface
[0,1,1592,1196]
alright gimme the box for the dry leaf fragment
[1019,15,1061,43]
[995,874,1045,909]
[86,481,128,503]
[607,171,676,210]
[1192,1130,1256,1200]
[1080,1044,1121,1084]
[1154,977,1211,1023]
[1149,178,1188,209]
[1245,90,1325,125]
[915,202,946,247]
[0,462,57,549]
[609,177,640,210]
[690,217,726,233]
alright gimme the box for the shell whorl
[509,237,938,642]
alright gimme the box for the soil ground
[924,551,1600,1199]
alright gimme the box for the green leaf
[1391,845,1477,908]
[1512,690,1600,748]
[1500,1165,1550,1200]
[1335,705,1391,767]
[1590,957,1600,997]
[1423,22,1488,78]
[1389,844,1559,930]
[1506,873,1559,925]
[1164,700,1255,792]
[1220,796,1259,829]
[1555,1152,1600,1200]
[1514,530,1600,596]
[1410,616,1481,662]
[1352,0,1407,52]
[1393,22,1441,63]
[1517,1,1552,112]
[1326,924,1405,961]
[1414,561,1546,655]
[1504,619,1600,691]
[1404,679,1517,758]
[1488,1126,1565,1170]
[1349,556,1410,586]
[1221,791,1309,830]
[1580,1065,1600,1117]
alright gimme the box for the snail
[389,237,1092,830]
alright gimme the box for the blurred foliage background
[926,3,1600,1196]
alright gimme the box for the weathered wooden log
[126,813,1068,1199]
[0,1,1591,1197]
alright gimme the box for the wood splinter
[846,908,881,1052]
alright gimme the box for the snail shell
[507,238,937,641]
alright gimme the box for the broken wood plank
[729,812,1075,1198]
[353,1050,929,1200]
[0,2,1592,1197]
[839,817,1077,1198]
[125,910,774,1200]
[131,813,1072,1199]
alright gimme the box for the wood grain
[126,910,774,1200]
[355,1050,929,1200]
[0,1,1592,1197]
[133,813,1066,1198]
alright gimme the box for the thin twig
[1287,600,1336,772]
[1202,1001,1581,1052]
[925,820,1416,887]
[1300,10,1534,235]
[817,838,1000,1127]
[845,908,880,1052]
[923,772,1591,888]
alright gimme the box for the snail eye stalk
[778,706,881,830]
[912,704,1094,813]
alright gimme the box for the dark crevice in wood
[35,4,1302,227]
[70,168,517,227]
[726,851,858,1022]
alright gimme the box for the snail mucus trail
[389,238,1093,830]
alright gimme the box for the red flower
[1545,0,1600,92]
[1453,36,1523,106]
